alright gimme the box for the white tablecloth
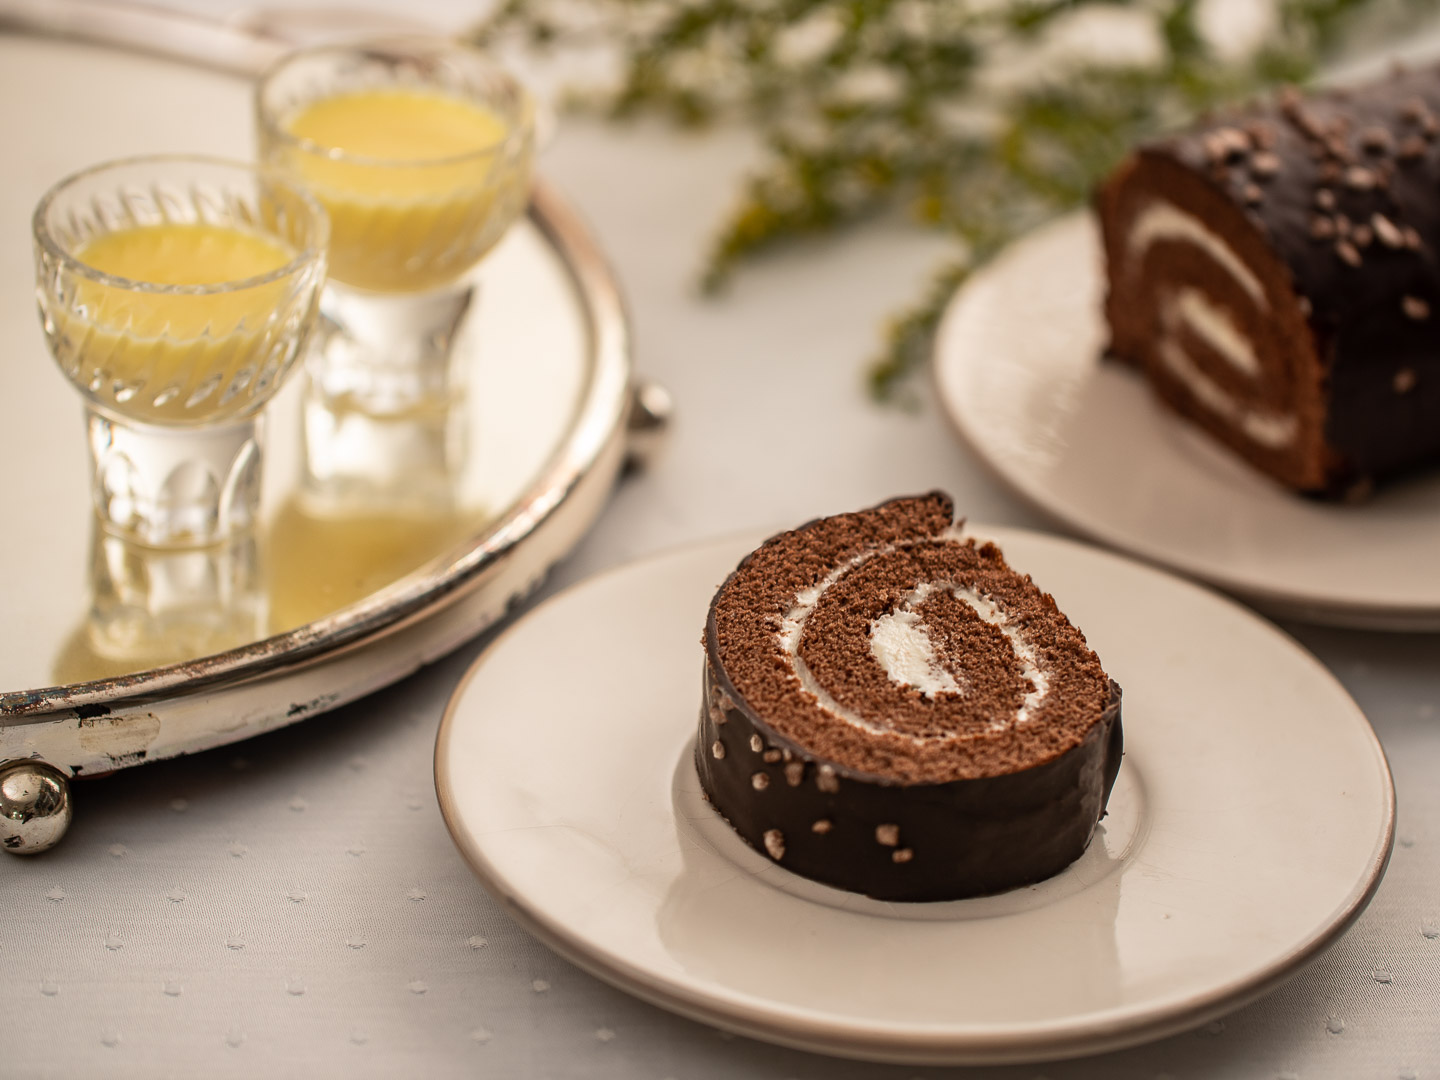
[4,4,1440,1076]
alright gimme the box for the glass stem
[86,407,263,547]
[310,280,476,416]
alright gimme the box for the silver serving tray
[0,11,641,802]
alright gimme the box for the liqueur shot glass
[256,37,535,418]
[33,155,328,547]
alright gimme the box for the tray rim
[0,17,633,721]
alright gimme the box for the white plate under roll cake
[696,493,1123,903]
[1098,66,1440,495]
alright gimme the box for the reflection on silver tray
[0,22,639,813]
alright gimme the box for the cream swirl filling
[777,538,1051,741]
[948,584,1051,725]
[868,600,961,699]
[778,549,897,740]
[868,582,1050,727]
[1128,200,1267,305]
[1170,287,1261,378]
[1158,338,1298,449]
[1128,199,1297,449]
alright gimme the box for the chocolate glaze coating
[1102,67,1440,490]
[696,663,1123,902]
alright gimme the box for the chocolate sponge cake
[696,493,1123,902]
[1098,67,1440,495]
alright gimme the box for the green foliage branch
[472,0,1435,405]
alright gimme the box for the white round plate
[436,527,1393,1065]
[933,214,1440,630]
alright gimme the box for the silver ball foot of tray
[0,760,73,854]
[625,380,674,472]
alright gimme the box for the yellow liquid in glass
[281,89,520,292]
[80,224,291,289]
[66,224,298,425]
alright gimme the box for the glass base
[86,407,263,547]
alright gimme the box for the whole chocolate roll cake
[696,493,1123,902]
[1097,67,1440,494]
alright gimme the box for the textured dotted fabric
[4,632,1439,1079]
[4,7,1440,1077]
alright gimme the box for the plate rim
[931,211,1440,632]
[435,526,1397,1065]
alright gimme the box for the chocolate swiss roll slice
[696,493,1123,902]
[1097,67,1440,494]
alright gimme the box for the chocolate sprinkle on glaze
[1251,151,1282,178]
[763,830,785,860]
[1345,165,1377,189]
[695,494,1124,902]
[1374,213,1405,248]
